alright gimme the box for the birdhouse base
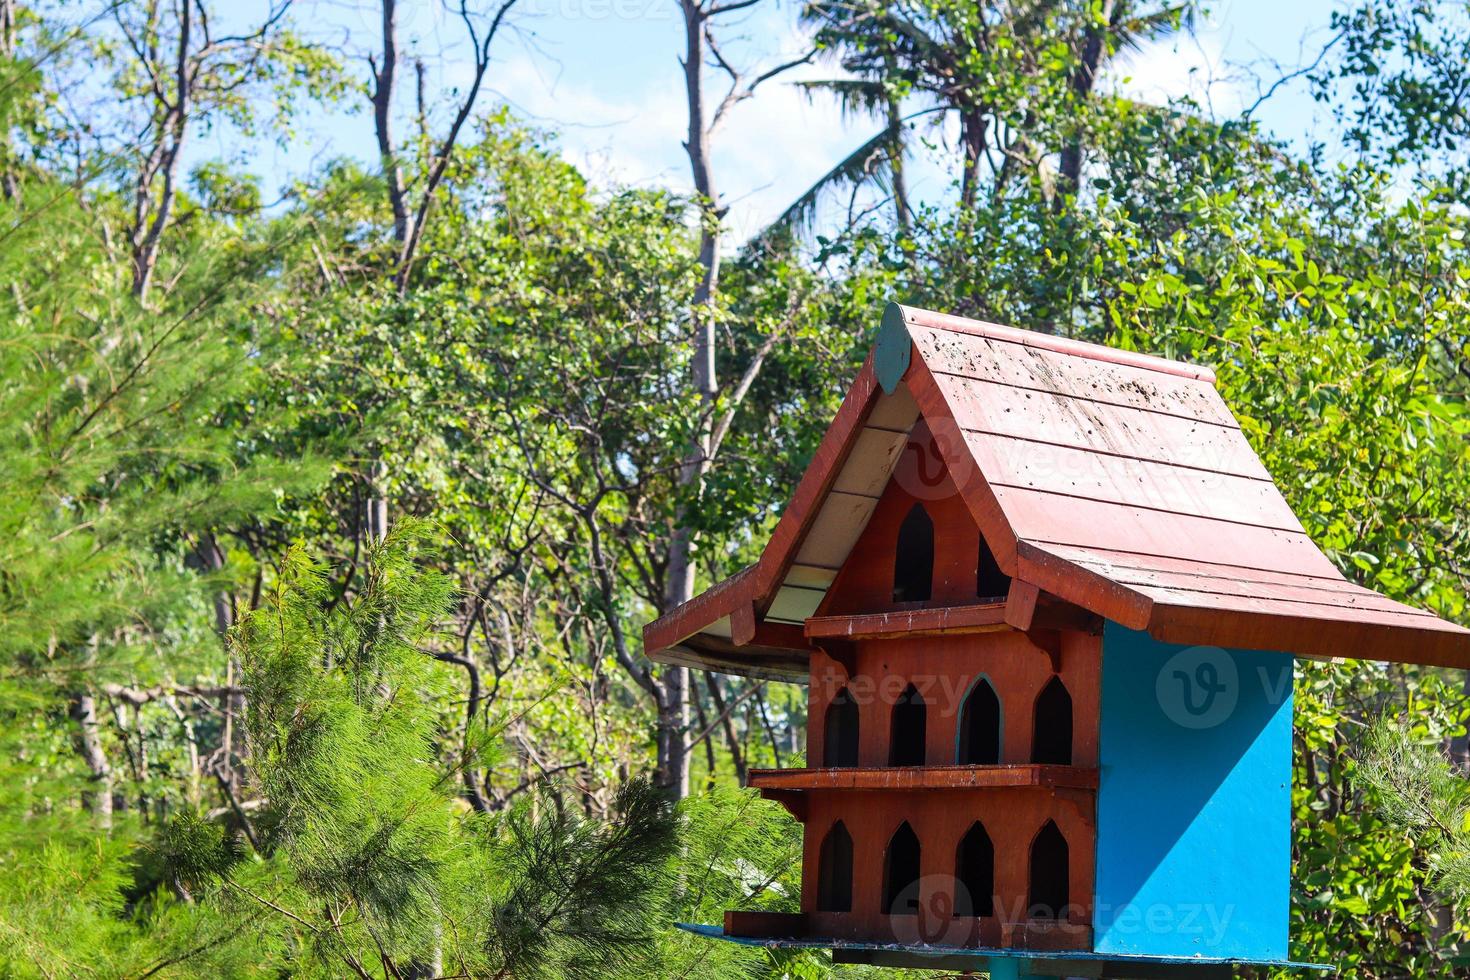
[674,923,1333,978]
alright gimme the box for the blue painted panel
[1093,624,1293,960]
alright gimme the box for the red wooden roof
[644,303,1470,677]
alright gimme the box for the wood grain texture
[892,303,1215,383]
[909,324,1231,426]
[992,486,1340,577]
[960,429,1296,530]
[748,764,1099,792]
[798,786,1095,951]
[938,374,1268,478]
[805,606,1012,640]
[644,303,1470,674]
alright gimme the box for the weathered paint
[796,785,1095,951]
[642,301,1470,675]
[805,630,1101,776]
[747,763,1097,792]
[788,625,1102,953]
[1093,623,1293,961]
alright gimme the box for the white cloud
[489,52,689,189]
[486,28,867,242]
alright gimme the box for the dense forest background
[1,0,1469,976]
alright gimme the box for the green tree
[164,521,681,977]
[1314,0,1470,195]
[794,0,1191,219]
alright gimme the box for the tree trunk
[200,534,245,785]
[1058,0,1115,201]
[367,0,407,543]
[373,0,412,248]
[129,0,193,303]
[0,0,19,201]
[69,689,113,829]
[705,674,746,783]
[654,670,690,797]
[959,110,987,211]
[692,685,718,786]
[883,55,909,237]
[366,460,390,542]
[657,0,728,800]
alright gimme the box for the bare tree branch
[394,0,520,291]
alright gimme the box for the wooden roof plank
[1014,540,1155,630]
[1147,603,1470,668]
[1033,542,1359,591]
[992,486,1342,577]
[910,325,1237,427]
[831,427,909,497]
[962,430,1303,532]
[1059,558,1436,617]
[1130,581,1464,631]
[894,304,1216,382]
[790,492,879,570]
[644,564,759,657]
[935,374,1270,479]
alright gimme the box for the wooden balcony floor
[746,764,1098,792]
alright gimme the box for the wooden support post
[985,958,1062,980]
[814,639,858,678]
[986,958,1023,980]
[1027,628,1064,674]
[730,600,757,647]
[1004,579,1041,631]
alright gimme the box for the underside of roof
[643,303,1470,677]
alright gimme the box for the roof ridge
[891,302,1217,385]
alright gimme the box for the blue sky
[200,0,1349,240]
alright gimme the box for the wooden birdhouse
[643,303,1470,978]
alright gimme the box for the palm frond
[1112,2,1196,54]
[794,78,890,119]
[752,123,900,245]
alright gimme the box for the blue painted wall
[1093,624,1293,960]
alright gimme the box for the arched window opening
[1031,676,1073,766]
[883,822,922,915]
[823,688,860,768]
[889,684,927,767]
[953,822,995,917]
[957,677,1001,765]
[817,821,854,912]
[892,504,934,603]
[977,535,1011,600]
[1028,821,1069,919]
